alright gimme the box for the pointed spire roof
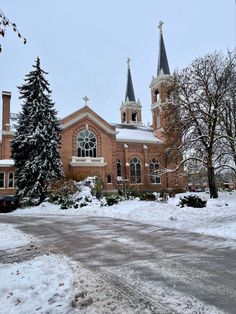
[157,21,170,75]
[125,58,136,102]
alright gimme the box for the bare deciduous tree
[219,52,236,171]
[0,8,26,53]
[164,51,236,198]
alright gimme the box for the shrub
[19,197,41,207]
[48,178,79,209]
[179,195,207,208]
[139,192,156,201]
[94,174,103,199]
[65,170,87,182]
[105,194,120,206]
[80,202,88,208]
[157,192,169,202]
[60,198,76,210]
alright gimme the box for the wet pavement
[0,215,236,313]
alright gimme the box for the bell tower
[150,21,173,140]
[120,58,142,125]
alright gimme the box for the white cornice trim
[62,112,116,135]
[70,162,107,167]
[2,130,15,136]
[116,138,163,144]
[150,74,173,89]
[2,91,11,97]
[69,156,107,167]
[120,100,142,111]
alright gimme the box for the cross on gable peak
[83,95,89,106]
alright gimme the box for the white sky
[0,0,235,124]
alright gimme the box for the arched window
[8,172,14,188]
[77,130,97,157]
[107,174,112,184]
[130,157,141,183]
[149,158,160,184]
[122,112,126,123]
[131,111,137,122]
[0,172,5,188]
[117,159,122,177]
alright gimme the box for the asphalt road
[0,215,236,313]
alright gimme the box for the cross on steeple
[127,57,131,69]
[83,95,89,106]
[158,20,164,34]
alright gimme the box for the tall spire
[125,58,136,101]
[157,21,170,75]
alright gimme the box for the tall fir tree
[11,57,63,200]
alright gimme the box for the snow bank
[0,224,33,250]
[0,255,75,314]
[8,190,236,241]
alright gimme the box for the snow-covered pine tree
[11,57,63,201]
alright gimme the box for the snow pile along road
[10,190,236,241]
[0,224,33,250]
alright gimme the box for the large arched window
[130,157,141,183]
[117,159,122,177]
[77,130,97,157]
[149,158,160,184]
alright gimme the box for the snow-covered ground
[0,225,144,314]
[0,189,235,313]
[10,189,236,241]
[0,224,33,250]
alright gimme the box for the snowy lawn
[10,189,236,241]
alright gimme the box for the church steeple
[125,58,136,102]
[150,22,174,139]
[120,58,142,125]
[157,21,170,75]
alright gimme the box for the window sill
[70,156,107,167]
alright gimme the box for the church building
[0,23,185,195]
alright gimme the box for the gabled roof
[114,124,162,144]
[61,105,116,135]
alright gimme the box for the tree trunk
[208,166,218,198]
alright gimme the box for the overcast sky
[0,0,235,124]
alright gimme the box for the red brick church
[0,24,185,195]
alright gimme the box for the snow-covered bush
[139,192,157,201]
[48,179,79,209]
[105,194,120,206]
[20,197,41,207]
[179,195,207,208]
[100,193,121,206]
[65,170,87,182]
[94,175,103,199]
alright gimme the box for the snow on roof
[115,125,162,144]
[0,159,15,167]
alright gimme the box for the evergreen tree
[11,57,63,201]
